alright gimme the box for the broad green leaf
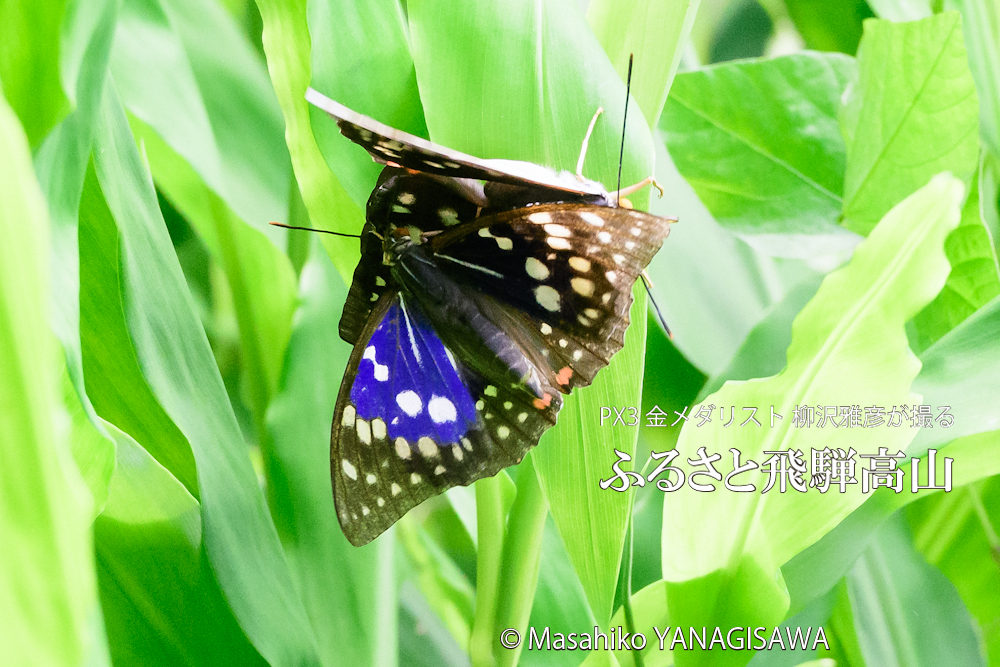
[520,518,597,667]
[663,53,857,246]
[912,293,1000,448]
[399,582,472,667]
[110,0,291,237]
[307,0,427,206]
[407,0,654,629]
[846,516,984,667]
[0,0,70,146]
[92,81,321,667]
[33,0,121,514]
[783,430,1000,616]
[264,245,397,667]
[909,479,1000,664]
[912,170,1000,350]
[61,366,115,517]
[131,120,297,439]
[698,273,826,400]
[660,174,962,663]
[254,0,361,282]
[0,85,109,667]
[587,0,702,127]
[946,0,1000,160]
[866,0,934,20]
[645,142,818,376]
[783,0,873,54]
[841,12,979,235]
[79,160,199,495]
[96,423,265,666]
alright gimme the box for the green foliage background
[1,0,999,666]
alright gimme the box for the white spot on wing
[544,224,571,238]
[568,256,591,272]
[356,418,371,445]
[529,212,552,224]
[525,257,550,281]
[535,285,561,311]
[547,237,571,250]
[366,473,377,485]
[342,459,358,480]
[497,426,510,440]
[495,236,513,250]
[598,231,612,244]
[372,418,387,440]
[418,437,439,458]
[428,396,457,423]
[395,437,411,459]
[580,212,605,227]
[571,277,595,297]
[399,192,415,205]
[396,390,423,416]
[342,405,356,428]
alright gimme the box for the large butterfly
[308,88,674,546]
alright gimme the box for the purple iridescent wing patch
[350,295,477,444]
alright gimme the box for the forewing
[427,203,672,388]
[332,292,561,546]
[306,87,604,197]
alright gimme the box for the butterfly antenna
[269,221,361,239]
[615,53,634,208]
[641,270,673,339]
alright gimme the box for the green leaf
[91,81,321,667]
[945,0,1000,161]
[846,515,985,667]
[406,0,655,629]
[783,0,873,54]
[0,83,110,667]
[132,121,298,439]
[61,365,116,517]
[79,159,199,495]
[307,0,427,206]
[866,0,934,21]
[661,173,962,657]
[264,244,397,667]
[663,52,857,245]
[909,479,1000,664]
[587,0,702,127]
[109,0,291,236]
[253,0,361,282]
[912,291,1000,449]
[912,169,1000,350]
[0,0,70,146]
[645,144,819,376]
[96,423,266,666]
[841,12,979,235]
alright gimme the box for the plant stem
[618,518,644,667]
[495,454,549,667]
[471,475,506,667]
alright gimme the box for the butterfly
[306,87,674,546]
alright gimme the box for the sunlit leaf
[841,12,979,235]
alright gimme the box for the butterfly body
[310,89,673,545]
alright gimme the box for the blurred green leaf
[61,366,116,517]
[133,122,298,439]
[841,12,979,235]
[307,0,426,206]
[0,83,110,667]
[909,479,1000,664]
[587,0,702,127]
[946,0,1000,161]
[92,80,321,666]
[263,244,396,667]
[96,423,265,666]
[521,517,597,667]
[399,582,472,667]
[110,0,291,236]
[253,0,361,282]
[79,160,199,495]
[783,0,873,54]
[664,53,856,245]
[646,143,818,376]
[913,170,1000,350]
[782,429,1000,618]
[661,174,961,663]
[407,0,655,630]
[0,0,70,146]
[912,293,1000,448]
[866,0,933,20]
[846,515,985,667]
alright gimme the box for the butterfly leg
[575,107,604,179]
[611,176,666,208]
